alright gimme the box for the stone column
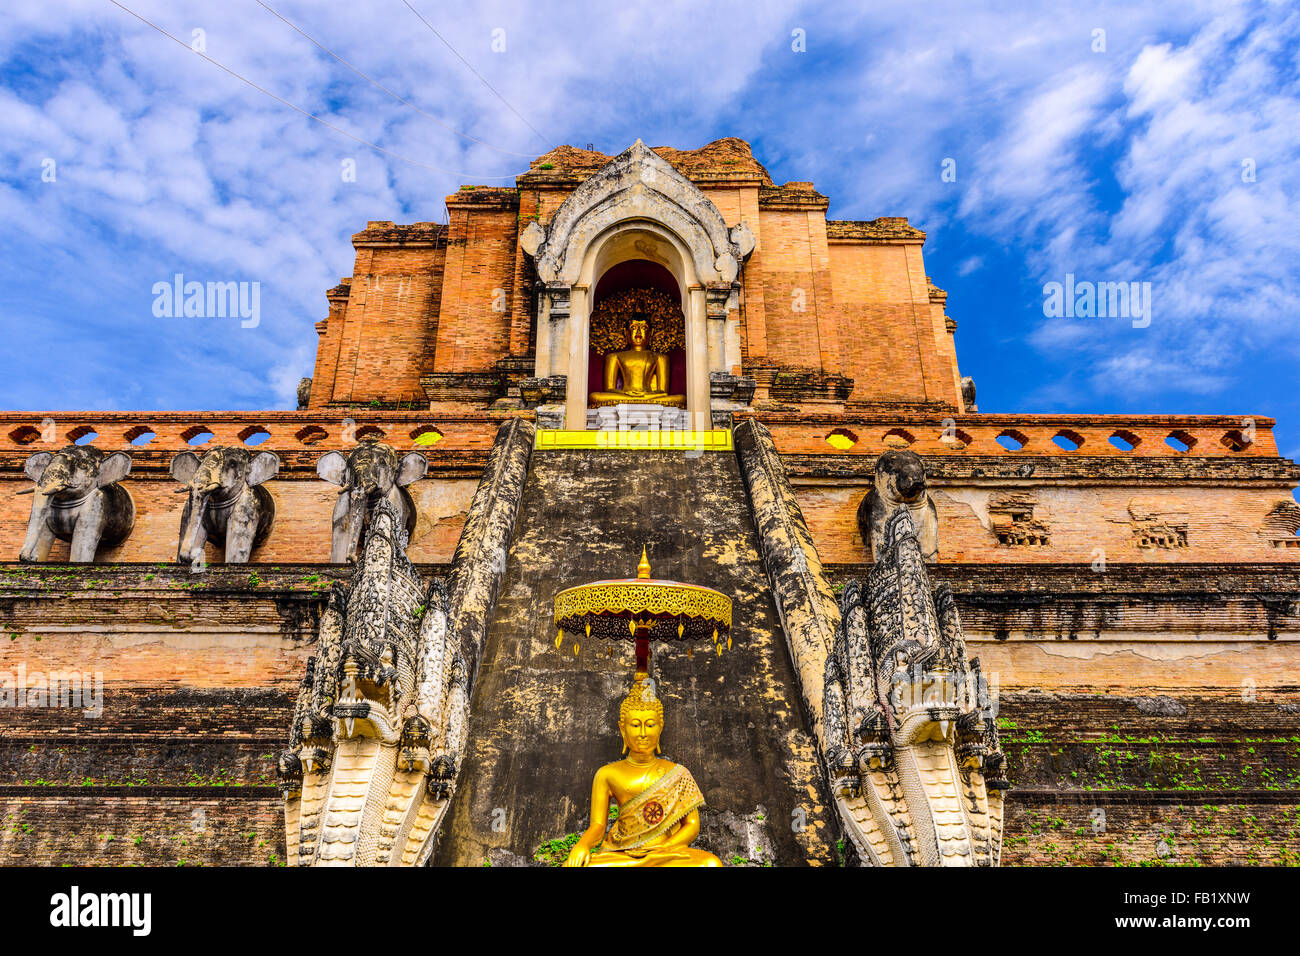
[564,286,590,429]
[540,287,571,381]
[706,288,727,375]
[687,286,709,430]
[724,289,743,374]
[533,293,552,378]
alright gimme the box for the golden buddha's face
[621,707,662,758]
[627,318,649,348]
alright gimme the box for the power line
[105,0,520,180]
[251,0,538,158]
[400,0,553,150]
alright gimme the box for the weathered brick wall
[309,280,351,409]
[1003,801,1300,866]
[325,232,448,404]
[435,197,520,373]
[0,562,1293,865]
[756,208,834,370]
[305,140,973,409]
[0,566,325,865]
[995,692,1300,866]
[803,482,1300,564]
[828,241,931,403]
[1,793,284,866]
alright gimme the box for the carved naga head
[874,449,928,506]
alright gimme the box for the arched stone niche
[522,140,755,429]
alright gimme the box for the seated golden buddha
[564,677,721,867]
[588,316,686,408]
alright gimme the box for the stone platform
[584,402,689,431]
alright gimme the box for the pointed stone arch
[524,140,748,287]
[521,141,754,429]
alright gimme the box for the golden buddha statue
[563,677,721,867]
[588,316,686,408]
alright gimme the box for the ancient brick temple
[0,138,1296,866]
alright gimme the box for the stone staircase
[431,448,837,866]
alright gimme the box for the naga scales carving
[824,508,1008,865]
[279,500,468,866]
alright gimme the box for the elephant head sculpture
[316,440,427,563]
[19,445,134,563]
[858,449,939,562]
[170,446,280,570]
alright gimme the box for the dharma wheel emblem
[642,801,664,825]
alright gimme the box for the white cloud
[0,0,1294,429]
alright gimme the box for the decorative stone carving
[589,288,684,355]
[729,222,756,259]
[316,441,427,564]
[760,366,854,404]
[1261,501,1300,549]
[296,377,312,410]
[736,419,1005,867]
[169,447,279,570]
[585,403,688,431]
[519,219,545,257]
[823,508,1008,866]
[281,418,533,867]
[988,491,1050,547]
[520,375,567,409]
[960,376,977,412]
[859,449,938,561]
[734,420,841,754]
[523,140,753,287]
[1126,498,1189,550]
[444,418,536,689]
[279,500,467,866]
[18,446,134,563]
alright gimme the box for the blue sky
[1,0,1298,459]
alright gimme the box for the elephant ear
[316,451,348,486]
[169,451,201,485]
[23,451,53,484]
[396,451,428,487]
[97,452,132,487]
[247,451,280,487]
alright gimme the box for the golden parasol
[553,547,733,674]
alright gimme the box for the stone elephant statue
[858,448,939,562]
[170,446,280,570]
[18,446,134,563]
[316,441,427,563]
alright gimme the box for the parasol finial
[636,545,652,580]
